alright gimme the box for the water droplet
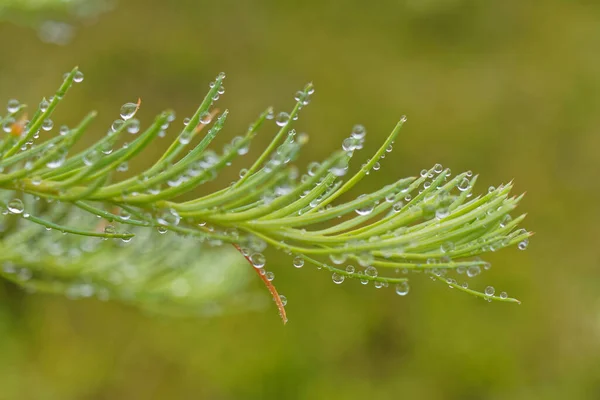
[355,195,374,216]
[466,265,481,278]
[39,98,49,112]
[46,150,67,169]
[458,178,470,191]
[372,162,381,171]
[179,131,193,144]
[83,149,100,166]
[436,207,450,219]
[293,256,304,268]
[485,286,495,296]
[120,102,138,120]
[395,281,410,296]
[351,124,366,139]
[266,271,275,281]
[420,169,428,177]
[307,162,320,176]
[200,112,212,125]
[330,158,349,177]
[73,71,84,83]
[488,186,496,193]
[365,266,378,278]
[250,253,266,269]
[7,199,24,214]
[111,119,125,132]
[275,112,290,127]
[280,295,288,306]
[332,273,345,284]
[116,162,129,172]
[440,241,455,253]
[127,119,140,134]
[499,291,508,299]
[386,144,393,153]
[7,99,19,113]
[393,202,403,212]
[59,125,69,136]
[42,119,53,131]
[345,265,355,274]
[239,168,248,179]
[518,239,529,250]
[329,253,347,265]
[434,163,443,173]
[103,225,116,234]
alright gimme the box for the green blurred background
[1,0,599,399]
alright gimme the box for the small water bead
[440,241,455,253]
[306,162,320,177]
[365,266,378,278]
[293,256,304,268]
[250,253,266,269]
[386,144,393,153]
[484,286,495,296]
[39,98,50,112]
[103,225,116,234]
[111,119,125,132]
[239,168,248,179]
[330,158,349,177]
[179,131,193,144]
[275,112,290,127]
[199,111,212,125]
[394,281,410,296]
[183,117,191,126]
[466,170,473,177]
[433,163,443,173]
[46,151,67,169]
[266,271,275,281]
[374,281,384,289]
[2,118,14,133]
[83,150,100,166]
[355,195,374,216]
[345,265,355,274]
[157,226,168,234]
[518,239,529,250]
[436,207,450,219]
[7,99,19,113]
[59,125,70,136]
[488,186,496,193]
[372,162,381,171]
[342,137,358,151]
[467,265,481,278]
[116,162,129,172]
[457,177,470,192]
[500,214,512,228]
[499,291,508,299]
[279,295,288,306]
[120,102,138,120]
[127,119,140,134]
[7,199,24,214]
[42,119,54,131]
[329,253,347,265]
[73,70,84,83]
[420,169,428,178]
[351,124,366,139]
[332,273,345,284]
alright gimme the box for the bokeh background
[1,0,599,399]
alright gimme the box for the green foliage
[0,67,531,318]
